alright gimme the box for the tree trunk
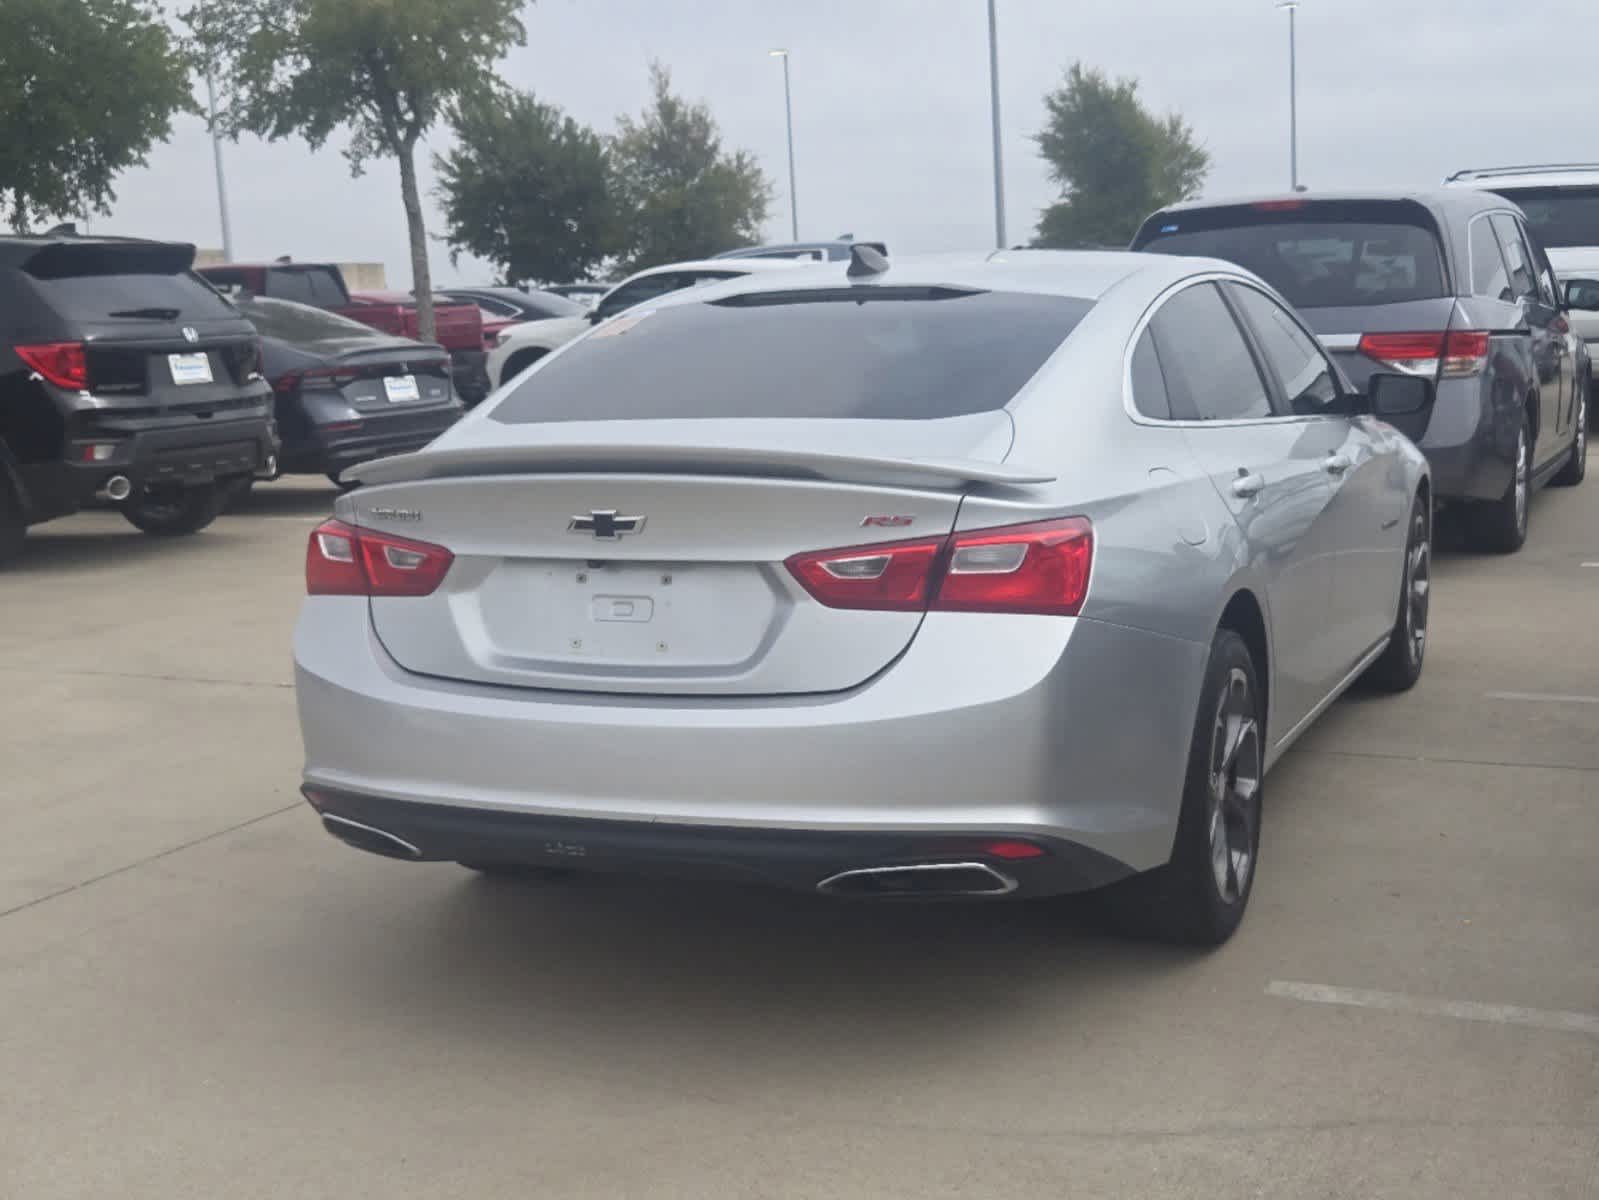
[397,136,435,343]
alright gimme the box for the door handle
[1323,453,1353,475]
[1230,471,1266,498]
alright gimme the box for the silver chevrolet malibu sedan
[294,249,1434,944]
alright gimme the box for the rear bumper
[279,407,461,476]
[1415,376,1515,503]
[302,786,1134,897]
[293,598,1211,894]
[20,412,278,523]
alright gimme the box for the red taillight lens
[306,519,453,597]
[278,365,358,393]
[16,342,89,390]
[785,536,945,611]
[1250,199,1307,212]
[786,517,1094,617]
[937,518,1093,616]
[981,839,1046,860]
[1358,330,1488,379]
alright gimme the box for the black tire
[502,349,546,384]
[0,474,25,566]
[1363,493,1430,693]
[1465,410,1530,553]
[1100,629,1263,946]
[120,483,225,537]
[1552,388,1587,487]
[459,861,573,881]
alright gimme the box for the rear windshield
[490,288,1092,424]
[237,297,383,343]
[1489,187,1599,249]
[23,247,238,322]
[1138,207,1447,307]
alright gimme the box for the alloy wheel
[1513,428,1528,533]
[1403,506,1430,666]
[1207,667,1261,905]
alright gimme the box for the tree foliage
[1033,63,1209,249]
[185,0,527,337]
[607,64,771,273]
[437,90,613,286]
[0,0,193,231]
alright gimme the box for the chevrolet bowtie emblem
[568,509,646,539]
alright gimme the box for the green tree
[437,90,613,287]
[0,0,193,231]
[1033,63,1209,249]
[184,0,527,339]
[608,64,771,272]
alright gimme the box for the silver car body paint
[296,251,1428,883]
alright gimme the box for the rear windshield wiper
[107,306,182,320]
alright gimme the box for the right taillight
[306,519,454,597]
[1358,330,1488,379]
[786,517,1093,617]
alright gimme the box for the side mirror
[1564,279,1599,311]
[585,309,604,325]
[1368,372,1435,421]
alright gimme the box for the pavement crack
[1301,746,1599,774]
[0,665,292,690]
[0,802,301,922]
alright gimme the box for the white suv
[1448,164,1599,414]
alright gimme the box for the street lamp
[201,0,234,259]
[1277,0,1300,191]
[769,49,798,242]
[987,0,1006,249]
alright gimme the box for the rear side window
[1227,284,1340,415]
[1129,328,1171,419]
[1492,186,1599,249]
[265,267,346,306]
[1489,215,1536,301]
[1148,284,1272,422]
[1469,217,1512,299]
[491,289,1092,424]
[1139,207,1447,308]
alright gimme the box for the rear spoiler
[348,442,1055,490]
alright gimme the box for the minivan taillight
[16,342,89,390]
[306,519,454,597]
[786,518,1094,616]
[1358,330,1488,379]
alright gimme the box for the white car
[486,259,802,390]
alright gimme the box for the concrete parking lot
[1,471,1595,1199]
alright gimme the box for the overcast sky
[99,0,1594,287]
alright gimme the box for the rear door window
[1469,216,1512,300]
[1489,215,1536,302]
[265,267,346,306]
[1148,283,1273,421]
[1227,284,1340,415]
[1137,206,1447,309]
[492,288,1092,423]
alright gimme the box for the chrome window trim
[1122,272,1349,430]
[1468,208,1522,300]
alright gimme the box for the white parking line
[1485,691,1599,705]
[1267,981,1599,1037]
[1583,562,1599,568]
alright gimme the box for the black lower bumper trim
[302,786,1137,898]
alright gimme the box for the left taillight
[16,342,89,390]
[306,519,454,597]
[786,517,1093,617]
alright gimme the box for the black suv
[1133,191,1587,552]
[0,235,278,563]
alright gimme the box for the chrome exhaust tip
[816,861,1017,898]
[255,454,279,481]
[320,813,422,860]
[99,475,132,503]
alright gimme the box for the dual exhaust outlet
[319,810,1018,897]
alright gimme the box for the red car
[199,262,491,404]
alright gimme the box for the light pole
[201,1,234,260]
[769,49,798,242]
[987,0,1006,249]
[1277,0,1300,191]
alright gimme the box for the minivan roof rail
[1447,163,1599,182]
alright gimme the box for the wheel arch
[1217,587,1270,744]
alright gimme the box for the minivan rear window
[28,270,239,322]
[490,289,1092,424]
[1137,205,1447,308]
